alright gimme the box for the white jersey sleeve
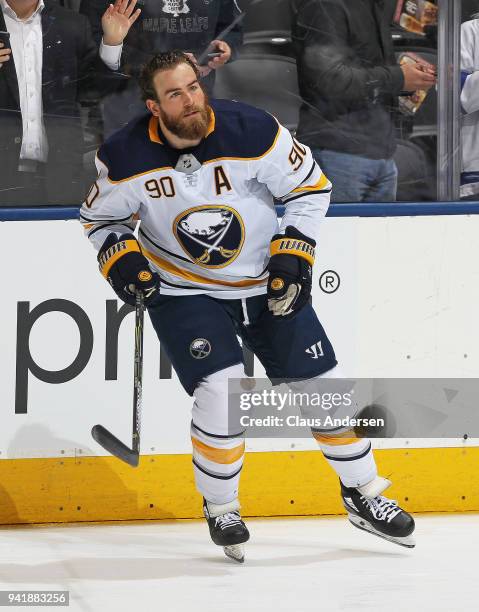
[251,122,332,242]
[79,154,139,251]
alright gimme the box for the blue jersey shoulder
[97,114,173,183]
[96,101,281,182]
[207,99,280,160]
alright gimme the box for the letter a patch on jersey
[305,341,324,359]
[214,166,232,195]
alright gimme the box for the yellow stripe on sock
[313,430,362,446]
[191,437,245,465]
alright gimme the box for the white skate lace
[361,495,402,522]
[215,511,242,530]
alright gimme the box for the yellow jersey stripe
[205,108,216,137]
[291,172,330,194]
[148,116,163,144]
[143,247,268,288]
[107,165,174,185]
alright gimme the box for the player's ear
[146,98,161,117]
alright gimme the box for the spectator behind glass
[291,0,436,203]
[0,0,140,206]
[80,0,243,137]
[460,13,479,199]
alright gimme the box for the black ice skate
[341,476,415,548]
[203,498,250,563]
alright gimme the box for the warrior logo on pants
[174,205,245,268]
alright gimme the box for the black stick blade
[91,424,139,467]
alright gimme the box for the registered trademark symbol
[319,270,340,294]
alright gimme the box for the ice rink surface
[0,513,477,612]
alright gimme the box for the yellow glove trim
[270,237,315,267]
[99,239,141,279]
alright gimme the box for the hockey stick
[91,292,144,467]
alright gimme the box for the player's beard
[159,95,211,141]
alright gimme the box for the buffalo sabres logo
[190,338,211,359]
[173,205,245,269]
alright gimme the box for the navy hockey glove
[98,233,160,306]
[267,226,315,317]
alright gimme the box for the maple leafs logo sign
[162,0,190,18]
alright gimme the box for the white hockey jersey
[461,18,479,196]
[80,99,332,298]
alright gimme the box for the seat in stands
[213,54,301,133]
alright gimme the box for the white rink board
[1,215,478,458]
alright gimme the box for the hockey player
[81,51,415,562]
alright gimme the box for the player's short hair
[139,51,200,102]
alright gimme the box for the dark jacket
[0,0,121,204]
[291,0,404,159]
[80,0,243,89]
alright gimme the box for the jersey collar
[148,116,164,144]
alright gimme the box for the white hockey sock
[191,364,246,505]
[315,435,377,488]
[296,366,379,488]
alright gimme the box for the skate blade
[223,544,245,563]
[348,513,416,548]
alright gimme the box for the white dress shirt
[0,0,122,164]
